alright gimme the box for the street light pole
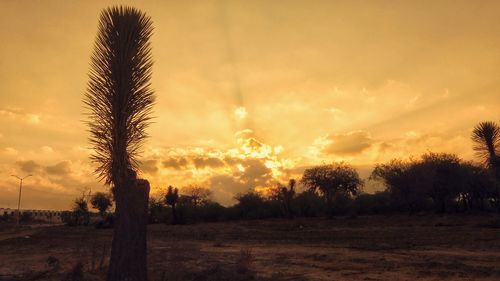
[11,174,32,226]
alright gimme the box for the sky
[1,0,499,210]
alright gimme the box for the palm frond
[471,121,500,167]
[84,6,155,185]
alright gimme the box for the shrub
[353,191,393,215]
[293,190,326,217]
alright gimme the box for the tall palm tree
[472,121,500,178]
[84,6,154,281]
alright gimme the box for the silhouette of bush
[90,192,112,218]
[149,197,169,224]
[46,256,60,271]
[196,202,226,222]
[293,190,326,217]
[353,191,393,214]
[95,213,114,229]
[233,192,280,219]
[372,153,500,215]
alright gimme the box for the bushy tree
[372,153,500,214]
[417,153,466,213]
[293,190,326,217]
[233,192,280,219]
[181,185,212,207]
[353,191,393,215]
[72,197,90,226]
[301,163,363,216]
[90,192,112,217]
[371,159,426,214]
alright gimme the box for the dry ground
[0,215,499,281]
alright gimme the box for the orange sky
[1,0,499,209]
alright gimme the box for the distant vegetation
[61,121,500,227]
[141,121,500,224]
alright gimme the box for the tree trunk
[107,171,150,281]
[172,203,178,225]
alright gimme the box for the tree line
[145,156,498,225]
[63,121,500,226]
[64,121,500,226]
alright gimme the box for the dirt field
[0,215,499,281]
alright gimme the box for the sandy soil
[0,215,499,280]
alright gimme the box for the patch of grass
[236,248,253,274]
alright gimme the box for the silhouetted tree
[472,121,500,179]
[84,6,154,281]
[278,179,296,218]
[90,192,112,218]
[301,163,363,217]
[456,162,493,211]
[165,186,179,224]
[417,153,465,214]
[234,192,270,219]
[181,185,212,207]
[148,197,168,224]
[293,190,326,217]
[371,159,427,214]
[72,197,90,226]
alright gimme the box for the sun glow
[234,106,248,120]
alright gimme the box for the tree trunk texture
[108,171,150,281]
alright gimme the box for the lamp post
[11,174,32,226]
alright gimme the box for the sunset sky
[1,0,499,210]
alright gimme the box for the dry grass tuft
[236,248,254,274]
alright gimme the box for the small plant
[46,256,60,272]
[236,248,253,274]
[65,261,84,281]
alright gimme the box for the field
[0,215,500,281]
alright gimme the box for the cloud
[192,157,225,169]
[162,157,189,170]
[41,146,54,153]
[45,161,71,176]
[144,131,291,205]
[3,147,18,156]
[16,160,41,173]
[322,131,374,155]
[140,159,158,175]
[237,158,273,184]
[0,107,41,125]
[208,157,275,205]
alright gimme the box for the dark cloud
[323,131,373,155]
[208,158,274,205]
[192,157,225,169]
[162,157,189,170]
[140,159,158,174]
[238,158,273,185]
[45,161,71,176]
[209,174,250,205]
[16,160,40,173]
